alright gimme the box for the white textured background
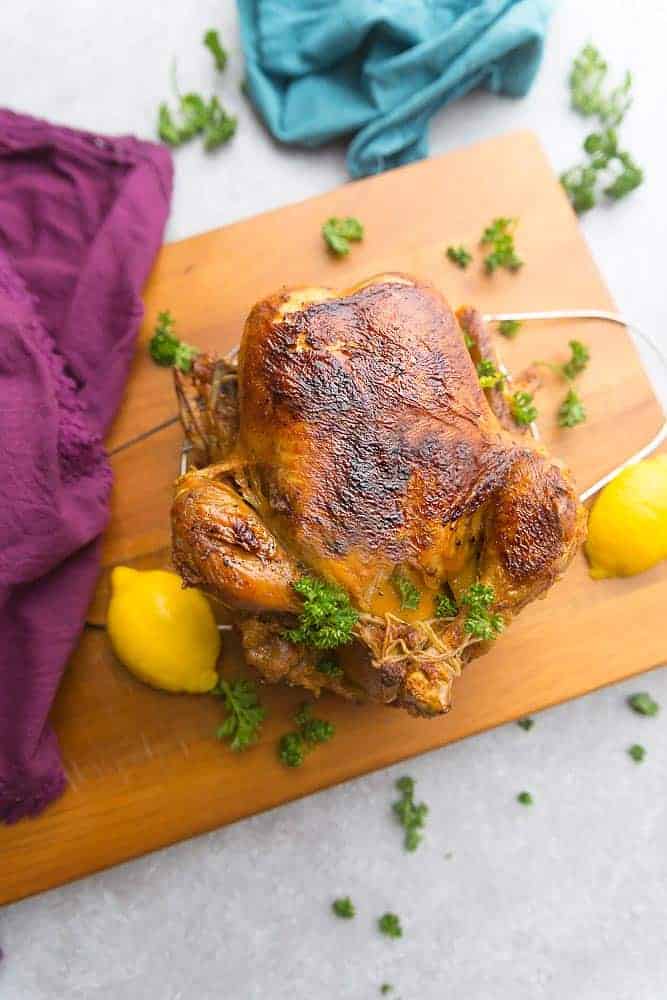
[1,2,666,998]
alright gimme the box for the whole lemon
[107,567,220,692]
[586,455,667,579]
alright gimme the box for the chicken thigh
[172,275,587,717]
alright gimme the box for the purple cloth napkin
[0,110,172,823]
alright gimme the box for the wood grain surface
[2,130,665,905]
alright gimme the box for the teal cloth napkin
[238,0,554,177]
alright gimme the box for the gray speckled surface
[1,1,666,997]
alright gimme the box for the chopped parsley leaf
[332,896,355,919]
[628,744,646,763]
[511,390,538,427]
[498,319,522,339]
[322,217,364,256]
[461,582,504,642]
[561,340,590,380]
[446,245,472,269]
[604,150,643,199]
[214,679,265,752]
[569,44,632,127]
[158,93,236,151]
[391,571,421,611]
[148,310,198,372]
[392,776,428,852]
[476,359,504,390]
[480,217,523,274]
[295,703,335,745]
[203,28,227,72]
[561,163,598,214]
[628,692,659,717]
[557,388,586,428]
[278,732,305,768]
[278,703,335,768]
[378,913,403,938]
[203,97,237,151]
[535,340,589,428]
[435,591,458,619]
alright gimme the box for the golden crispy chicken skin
[172,466,301,614]
[171,275,587,716]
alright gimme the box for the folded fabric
[0,110,172,822]
[238,0,554,178]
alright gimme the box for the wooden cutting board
[2,131,665,906]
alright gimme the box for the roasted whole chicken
[171,275,587,717]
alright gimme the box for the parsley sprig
[214,679,266,752]
[511,390,538,427]
[278,732,305,768]
[148,310,199,372]
[284,576,359,650]
[480,218,523,274]
[332,897,355,918]
[628,692,660,717]
[461,583,504,642]
[447,222,524,274]
[295,703,335,745]
[570,44,632,127]
[157,34,237,152]
[391,571,421,611]
[563,129,643,209]
[278,703,336,768]
[536,339,590,429]
[322,217,364,256]
[159,94,237,151]
[435,591,458,619]
[378,913,403,938]
[476,359,504,390]
[558,388,586,428]
[560,339,590,380]
[392,776,428,851]
[446,245,472,269]
[202,97,237,150]
[560,163,598,214]
[498,319,522,339]
[435,581,504,639]
[556,341,589,428]
[203,28,227,72]
[561,45,643,213]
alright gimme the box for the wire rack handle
[482,309,667,502]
